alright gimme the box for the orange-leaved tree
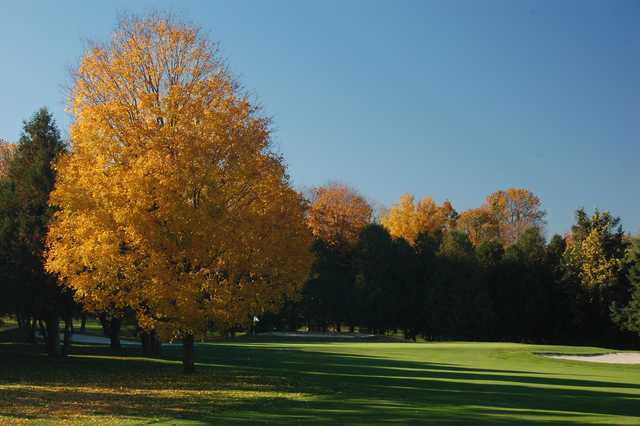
[485,188,545,246]
[456,207,499,246]
[45,15,313,372]
[457,188,545,247]
[306,182,372,247]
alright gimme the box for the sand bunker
[544,352,640,364]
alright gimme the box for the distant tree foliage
[485,188,546,246]
[268,204,636,348]
[456,207,499,246]
[0,140,15,178]
[564,209,626,289]
[457,188,545,247]
[380,194,455,244]
[306,183,372,247]
[613,237,640,336]
[561,209,630,345]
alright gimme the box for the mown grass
[1,337,639,425]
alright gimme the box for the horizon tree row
[263,183,640,348]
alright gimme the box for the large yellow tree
[45,15,313,372]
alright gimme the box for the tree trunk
[141,331,151,356]
[38,319,47,341]
[16,312,25,329]
[99,313,111,337]
[151,331,162,355]
[349,324,355,333]
[45,314,60,357]
[109,317,122,352]
[62,316,72,356]
[182,333,195,374]
[26,317,36,343]
[80,314,87,333]
[141,330,162,356]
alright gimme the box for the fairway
[1,340,639,425]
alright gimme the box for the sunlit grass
[1,338,639,424]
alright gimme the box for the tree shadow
[1,342,639,424]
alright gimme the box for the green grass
[1,338,639,425]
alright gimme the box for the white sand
[545,352,640,364]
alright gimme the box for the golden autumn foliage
[380,194,455,244]
[456,207,499,246]
[0,140,15,178]
[306,182,372,246]
[564,211,625,289]
[575,228,623,287]
[45,15,313,339]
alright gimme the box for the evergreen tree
[428,231,493,340]
[612,238,640,338]
[353,224,398,334]
[0,108,71,355]
[563,209,630,345]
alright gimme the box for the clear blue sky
[1,0,638,236]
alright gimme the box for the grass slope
[1,339,639,425]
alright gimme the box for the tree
[381,194,455,244]
[564,209,626,289]
[306,182,372,247]
[414,231,443,338]
[302,183,372,332]
[0,108,70,355]
[545,234,573,342]
[45,15,313,372]
[485,188,546,246]
[0,140,15,178]
[353,224,400,334]
[392,236,421,339]
[502,228,556,342]
[302,239,354,332]
[427,231,493,340]
[563,209,629,345]
[612,237,640,337]
[456,207,499,246]
[456,188,545,247]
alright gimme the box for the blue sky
[1,0,638,236]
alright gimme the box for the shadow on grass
[0,342,639,424]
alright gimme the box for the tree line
[1,15,639,374]
[264,183,640,348]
